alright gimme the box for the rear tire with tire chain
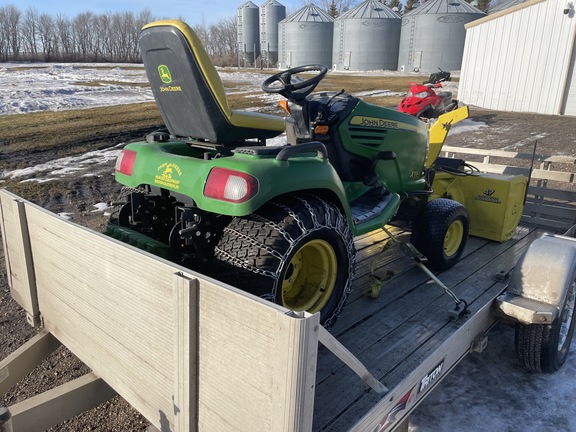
[411,198,470,271]
[213,194,356,327]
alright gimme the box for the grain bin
[260,0,286,67]
[278,4,334,69]
[237,1,260,66]
[398,0,485,73]
[488,0,527,13]
[333,0,401,71]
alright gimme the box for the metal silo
[488,0,527,13]
[237,1,260,66]
[333,0,401,71]
[278,4,334,69]
[260,0,286,67]
[397,0,485,73]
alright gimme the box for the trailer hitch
[382,227,470,321]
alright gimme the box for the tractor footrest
[351,189,394,224]
[105,225,170,259]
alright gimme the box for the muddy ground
[0,108,575,431]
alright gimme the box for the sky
[11,0,306,26]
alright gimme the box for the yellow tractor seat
[140,20,285,144]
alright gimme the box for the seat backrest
[140,20,283,144]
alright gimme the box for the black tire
[515,276,576,373]
[213,194,356,327]
[411,198,470,271]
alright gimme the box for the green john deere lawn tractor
[108,19,474,327]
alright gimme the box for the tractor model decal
[476,189,502,204]
[154,162,182,190]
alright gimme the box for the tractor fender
[497,232,576,325]
[197,151,352,222]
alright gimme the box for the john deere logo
[158,65,172,84]
[154,162,182,189]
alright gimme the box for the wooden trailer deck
[1,142,574,432]
[312,223,545,431]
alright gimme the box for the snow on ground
[0,63,155,114]
[1,63,575,432]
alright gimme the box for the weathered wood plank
[173,274,199,432]
[0,190,39,325]
[196,278,318,432]
[0,331,61,395]
[442,145,576,164]
[524,202,576,220]
[2,193,319,432]
[528,185,576,201]
[312,227,541,431]
[10,373,117,432]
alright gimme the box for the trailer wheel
[213,194,355,327]
[411,198,470,271]
[515,277,576,373]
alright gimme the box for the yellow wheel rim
[281,239,338,313]
[444,220,464,257]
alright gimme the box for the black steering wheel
[261,64,328,102]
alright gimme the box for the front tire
[411,198,470,270]
[515,276,576,373]
[213,194,356,327]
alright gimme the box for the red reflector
[204,167,258,203]
[115,150,137,176]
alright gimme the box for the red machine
[398,82,458,119]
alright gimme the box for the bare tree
[0,5,22,59]
[38,13,57,60]
[55,14,74,58]
[192,17,237,67]
[21,7,39,57]
[73,12,95,60]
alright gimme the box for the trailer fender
[497,233,576,325]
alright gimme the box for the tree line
[0,5,237,65]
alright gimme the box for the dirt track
[0,107,575,430]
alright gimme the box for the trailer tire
[515,276,576,373]
[213,194,356,327]
[411,198,469,271]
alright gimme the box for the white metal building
[459,0,576,115]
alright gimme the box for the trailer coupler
[382,226,470,321]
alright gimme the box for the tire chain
[214,194,356,325]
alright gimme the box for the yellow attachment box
[431,171,528,242]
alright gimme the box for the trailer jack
[381,226,470,321]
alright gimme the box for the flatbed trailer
[0,145,575,431]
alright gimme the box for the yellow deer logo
[158,65,172,84]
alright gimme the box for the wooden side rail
[0,188,320,432]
